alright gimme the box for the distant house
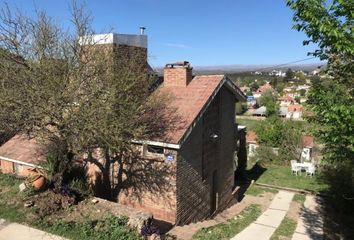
[296,85,311,92]
[246,131,315,162]
[246,95,257,108]
[252,106,288,118]
[240,86,250,94]
[286,104,304,119]
[253,82,273,98]
[269,70,286,77]
[246,131,258,156]
[278,95,294,106]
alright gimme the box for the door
[210,170,218,215]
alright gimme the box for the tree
[284,68,295,81]
[254,117,302,163]
[295,71,306,84]
[294,96,301,103]
[250,81,259,92]
[287,0,354,236]
[257,90,279,117]
[235,102,247,114]
[0,2,168,199]
[299,89,306,97]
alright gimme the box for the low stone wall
[92,197,153,231]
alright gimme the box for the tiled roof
[278,95,294,101]
[288,104,304,112]
[155,75,225,144]
[0,134,46,164]
[256,82,273,93]
[246,131,258,143]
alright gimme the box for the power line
[254,57,318,72]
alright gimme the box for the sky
[2,0,322,68]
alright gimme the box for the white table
[294,162,312,173]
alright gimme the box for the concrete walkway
[231,190,294,240]
[292,195,323,240]
[0,219,66,240]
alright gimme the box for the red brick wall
[164,66,193,87]
[115,148,178,223]
[0,160,14,174]
[0,160,38,177]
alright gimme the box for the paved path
[0,219,66,240]
[292,195,323,240]
[231,190,294,240]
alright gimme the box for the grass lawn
[293,193,306,205]
[245,185,278,196]
[255,165,329,192]
[0,173,142,240]
[270,217,297,240]
[192,205,261,240]
[236,118,260,131]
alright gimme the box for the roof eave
[224,77,247,102]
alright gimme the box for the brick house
[111,61,247,225]
[0,32,247,226]
[287,104,304,119]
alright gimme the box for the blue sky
[2,0,321,68]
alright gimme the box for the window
[146,145,164,155]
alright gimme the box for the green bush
[37,215,142,240]
[193,205,261,240]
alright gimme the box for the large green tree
[287,0,353,236]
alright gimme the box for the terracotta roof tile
[155,75,225,144]
[246,131,258,143]
[0,134,46,164]
[302,135,314,148]
[288,104,304,112]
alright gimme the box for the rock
[128,212,153,231]
[19,183,27,192]
[91,198,99,204]
[148,234,161,240]
[24,201,34,208]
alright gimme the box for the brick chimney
[164,61,193,87]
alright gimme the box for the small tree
[250,81,259,92]
[254,117,302,164]
[284,68,295,81]
[0,2,169,199]
[299,89,306,97]
[258,90,279,117]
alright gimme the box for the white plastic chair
[306,164,316,177]
[291,160,301,175]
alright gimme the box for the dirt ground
[286,201,301,221]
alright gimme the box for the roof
[0,134,46,164]
[288,104,304,112]
[256,82,273,93]
[253,106,266,115]
[302,135,314,148]
[278,95,294,102]
[246,131,257,143]
[155,75,245,144]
